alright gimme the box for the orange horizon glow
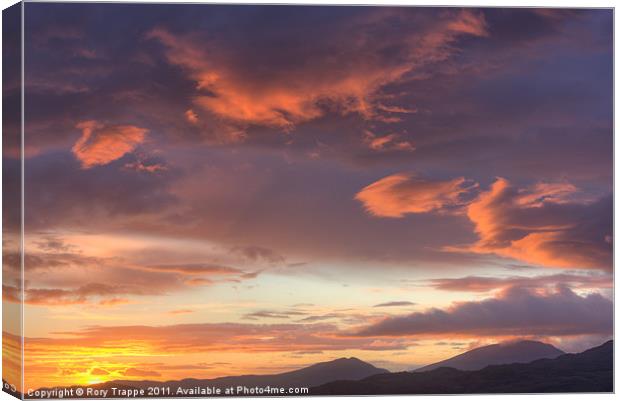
[3,4,612,394]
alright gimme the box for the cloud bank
[356,286,612,337]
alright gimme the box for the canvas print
[2,2,614,398]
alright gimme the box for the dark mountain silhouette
[416,340,564,372]
[313,340,613,394]
[29,357,388,398]
[112,357,388,390]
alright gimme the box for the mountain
[35,357,388,397]
[114,358,388,388]
[313,340,613,394]
[416,340,564,372]
[163,357,389,389]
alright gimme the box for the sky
[1,4,613,391]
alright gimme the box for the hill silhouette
[111,356,388,390]
[313,340,613,394]
[416,340,564,372]
[30,357,388,398]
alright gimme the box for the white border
[0,1,616,401]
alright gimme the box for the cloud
[98,298,130,306]
[457,178,612,270]
[72,120,148,168]
[148,10,487,130]
[373,301,416,307]
[355,173,477,217]
[124,160,167,173]
[24,152,177,232]
[140,263,243,275]
[230,246,286,265]
[362,131,415,152]
[168,309,194,315]
[2,285,21,303]
[124,368,161,378]
[4,282,137,307]
[353,175,611,270]
[2,244,259,306]
[355,285,612,337]
[33,236,77,253]
[90,368,110,376]
[185,109,199,124]
[3,250,102,273]
[298,313,346,323]
[11,283,148,306]
[183,278,214,287]
[242,309,306,320]
[36,322,413,354]
[428,273,612,293]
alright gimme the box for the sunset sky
[2,4,613,391]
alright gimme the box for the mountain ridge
[416,340,565,372]
[313,340,613,394]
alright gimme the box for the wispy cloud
[373,301,416,308]
[428,273,612,293]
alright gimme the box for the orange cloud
[139,264,243,275]
[184,278,214,286]
[27,322,411,356]
[148,10,487,130]
[72,120,148,168]
[362,131,415,152]
[355,173,477,217]
[124,368,161,377]
[4,242,261,306]
[124,160,167,173]
[185,109,199,124]
[98,298,131,306]
[2,284,21,303]
[168,309,194,315]
[459,178,611,269]
[6,283,138,306]
[90,368,110,376]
